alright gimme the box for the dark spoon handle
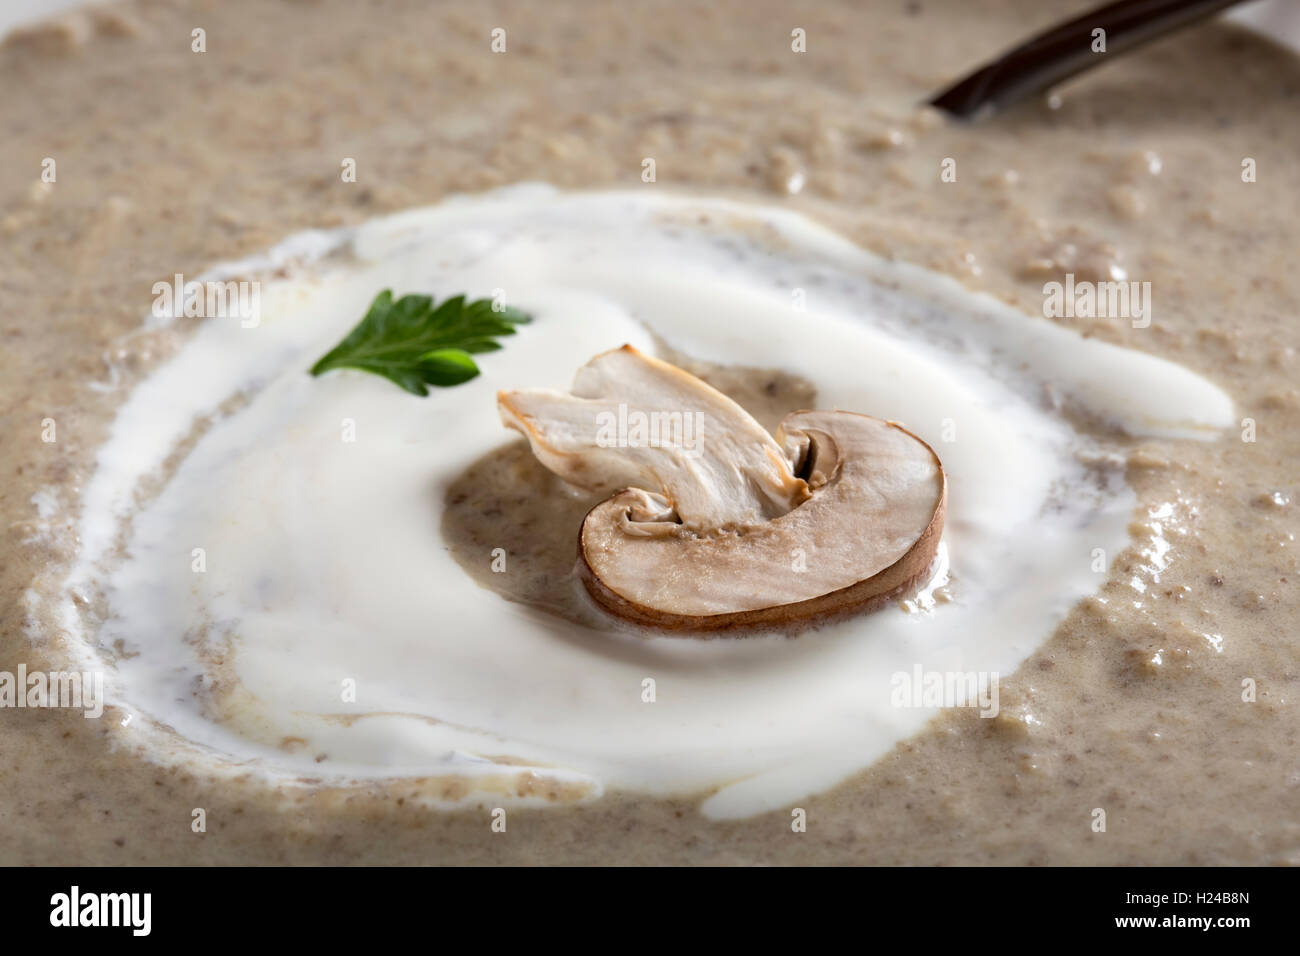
[930,0,1253,118]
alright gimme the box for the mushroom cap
[578,410,947,632]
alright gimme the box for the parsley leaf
[309,291,530,396]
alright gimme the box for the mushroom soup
[4,0,1299,864]
[44,190,1233,820]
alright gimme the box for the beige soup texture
[1,0,1297,863]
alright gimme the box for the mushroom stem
[497,345,809,532]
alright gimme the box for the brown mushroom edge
[576,413,948,634]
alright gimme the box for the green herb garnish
[309,291,530,396]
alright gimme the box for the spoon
[929,0,1255,118]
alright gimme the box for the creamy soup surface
[2,0,1298,864]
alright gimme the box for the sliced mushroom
[498,348,946,632]
[498,345,809,531]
